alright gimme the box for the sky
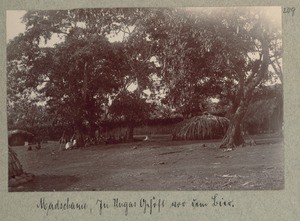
[6,10,124,45]
[6,10,26,42]
[6,7,282,41]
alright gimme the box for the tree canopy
[7,7,282,147]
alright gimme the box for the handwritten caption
[283,7,296,16]
[36,194,234,216]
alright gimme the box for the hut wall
[8,134,26,146]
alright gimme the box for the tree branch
[269,58,283,82]
[244,38,269,101]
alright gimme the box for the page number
[283,7,296,16]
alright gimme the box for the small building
[8,130,35,146]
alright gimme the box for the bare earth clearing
[9,134,284,192]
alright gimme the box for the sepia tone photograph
[7,7,283,192]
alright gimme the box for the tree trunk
[220,28,272,149]
[72,120,85,148]
[127,124,134,141]
[83,62,88,103]
[220,102,248,148]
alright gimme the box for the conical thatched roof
[8,130,34,138]
[8,130,35,146]
[172,113,229,140]
[8,147,34,188]
[8,147,24,178]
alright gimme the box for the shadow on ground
[9,175,80,192]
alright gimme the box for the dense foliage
[7,8,282,147]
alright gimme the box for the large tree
[213,8,282,148]
[7,10,136,136]
[151,8,282,148]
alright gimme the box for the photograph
[6,7,284,192]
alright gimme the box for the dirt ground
[9,134,284,192]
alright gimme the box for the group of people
[59,129,130,151]
[59,130,82,151]
[26,136,42,151]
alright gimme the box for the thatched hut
[8,130,35,146]
[172,113,229,140]
[8,147,34,188]
[8,147,24,178]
